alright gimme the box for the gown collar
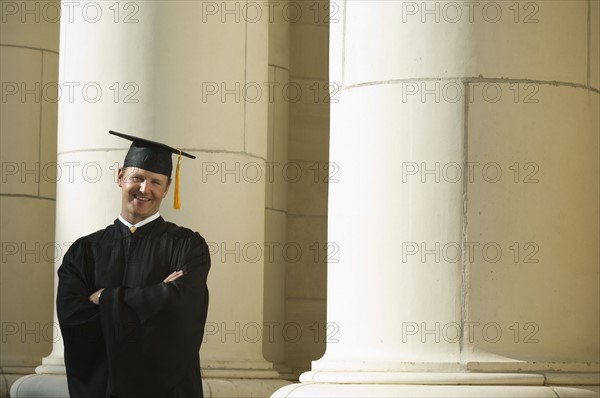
[118,212,161,229]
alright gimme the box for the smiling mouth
[133,194,151,202]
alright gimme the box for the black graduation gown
[57,217,210,398]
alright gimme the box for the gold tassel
[174,151,182,209]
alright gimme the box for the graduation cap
[109,130,196,209]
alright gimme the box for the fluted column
[275,1,599,396]
[11,1,289,397]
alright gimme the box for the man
[57,131,210,398]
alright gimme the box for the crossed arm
[88,270,184,305]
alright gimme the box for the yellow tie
[129,226,137,234]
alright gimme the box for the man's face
[118,167,170,224]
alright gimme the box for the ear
[117,167,124,187]
[163,178,171,197]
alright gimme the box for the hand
[89,288,104,305]
[163,270,184,283]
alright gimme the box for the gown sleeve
[56,238,109,398]
[98,232,211,398]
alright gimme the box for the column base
[273,383,600,398]
[0,366,36,398]
[201,360,293,379]
[10,374,293,398]
[203,378,293,397]
[299,371,600,385]
[10,374,68,398]
[272,372,600,398]
[199,363,295,396]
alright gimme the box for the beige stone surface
[283,0,331,376]
[319,84,464,366]
[53,151,123,241]
[0,197,55,367]
[291,23,328,81]
[546,373,600,385]
[466,85,599,364]
[341,1,588,85]
[287,3,600,394]
[0,6,59,392]
[268,0,291,69]
[264,49,288,370]
[245,1,269,159]
[552,386,600,398]
[291,0,332,28]
[263,209,287,365]
[204,378,292,398]
[56,1,249,154]
[266,66,276,210]
[591,0,600,90]
[287,79,330,162]
[9,374,67,398]
[273,383,570,397]
[284,298,327,374]
[0,0,60,52]
[271,67,290,212]
[0,46,41,196]
[285,215,327,300]
[1,373,30,398]
[286,161,328,217]
[39,51,59,199]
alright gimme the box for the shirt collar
[118,212,161,229]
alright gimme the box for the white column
[11,1,289,396]
[275,1,599,396]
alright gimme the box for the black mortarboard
[109,130,196,209]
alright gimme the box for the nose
[139,180,148,194]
